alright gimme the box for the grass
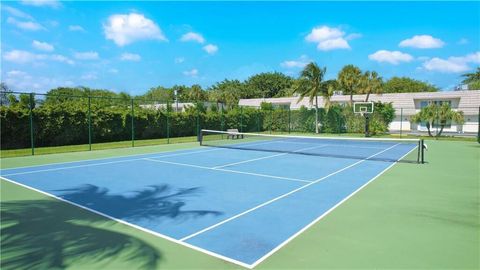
[0,136,199,158]
[1,139,478,269]
[2,132,476,159]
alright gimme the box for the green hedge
[0,102,395,150]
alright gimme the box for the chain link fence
[1,91,479,157]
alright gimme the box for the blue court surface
[0,138,418,268]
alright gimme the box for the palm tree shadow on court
[1,184,223,270]
[57,184,223,222]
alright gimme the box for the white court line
[0,136,284,173]
[0,176,252,269]
[143,158,311,184]
[1,148,222,177]
[212,144,328,169]
[179,143,400,242]
[1,139,287,177]
[249,144,419,268]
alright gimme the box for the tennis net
[199,129,426,164]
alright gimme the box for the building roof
[239,90,480,115]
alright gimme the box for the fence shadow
[1,184,223,270]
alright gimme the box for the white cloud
[120,53,141,61]
[108,68,119,74]
[20,0,61,8]
[180,32,205,44]
[305,26,344,42]
[32,40,54,52]
[368,50,414,65]
[183,69,198,77]
[422,52,480,73]
[81,73,98,80]
[74,51,99,60]
[399,35,445,49]
[317,38,350,51]
[203,44,218,54]
[3,50,39,63]
[281,55,310,68]
[305,26,355,51]
[7,17,44,31]
[346,33,362,40]
[103,13,167,46]
[51,54,74,65]
[7,70,28,77]
[3,49,74,65]
[457,38,468,45]
[3,6,33,19]
[69,25,85,32]
[174,57,185,64]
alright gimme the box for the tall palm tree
[293,62,327,133]
[360,71,383,101]
[338,65,362,104]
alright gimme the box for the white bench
[226,129,244,139]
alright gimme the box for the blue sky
[1,1,479,94]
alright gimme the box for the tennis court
[0,130,423,268]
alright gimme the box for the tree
[1,82,12,106]
[188,84,206,101]
[359,71,383,101]
[411,103,464,137]
[461,67,480,84]
[383,77,438,93]
[337,65,362,104]
[461,67,480,90]
[245,72,294,98]
[208,79,244,108]
[293,62,327,133]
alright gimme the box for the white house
[238,90,480,135]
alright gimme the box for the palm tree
[411,103,464,137]
[293,62,327,133]
[338,65,362,104]
[461,67,480,84]
[359,71,383,101]
[189,84,204,101]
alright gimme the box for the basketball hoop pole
[364,113,370,137]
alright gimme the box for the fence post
[196,101,200,141]
[240,106,243,132]
[29,92,35,156]
[88,96,92,150]
[288,107,291,134]
[400,108,403,138]
[257,111,260,132]
[270,108,273,134]
[220,106,225,140]
[477,106,480,143]
[166,101,170,144]
[131,99,135,147]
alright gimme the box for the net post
[29,92,35,156]
[420,139,425,164]
[88,96,92,151]
[131,98,135,147]
[198,129,203,144]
